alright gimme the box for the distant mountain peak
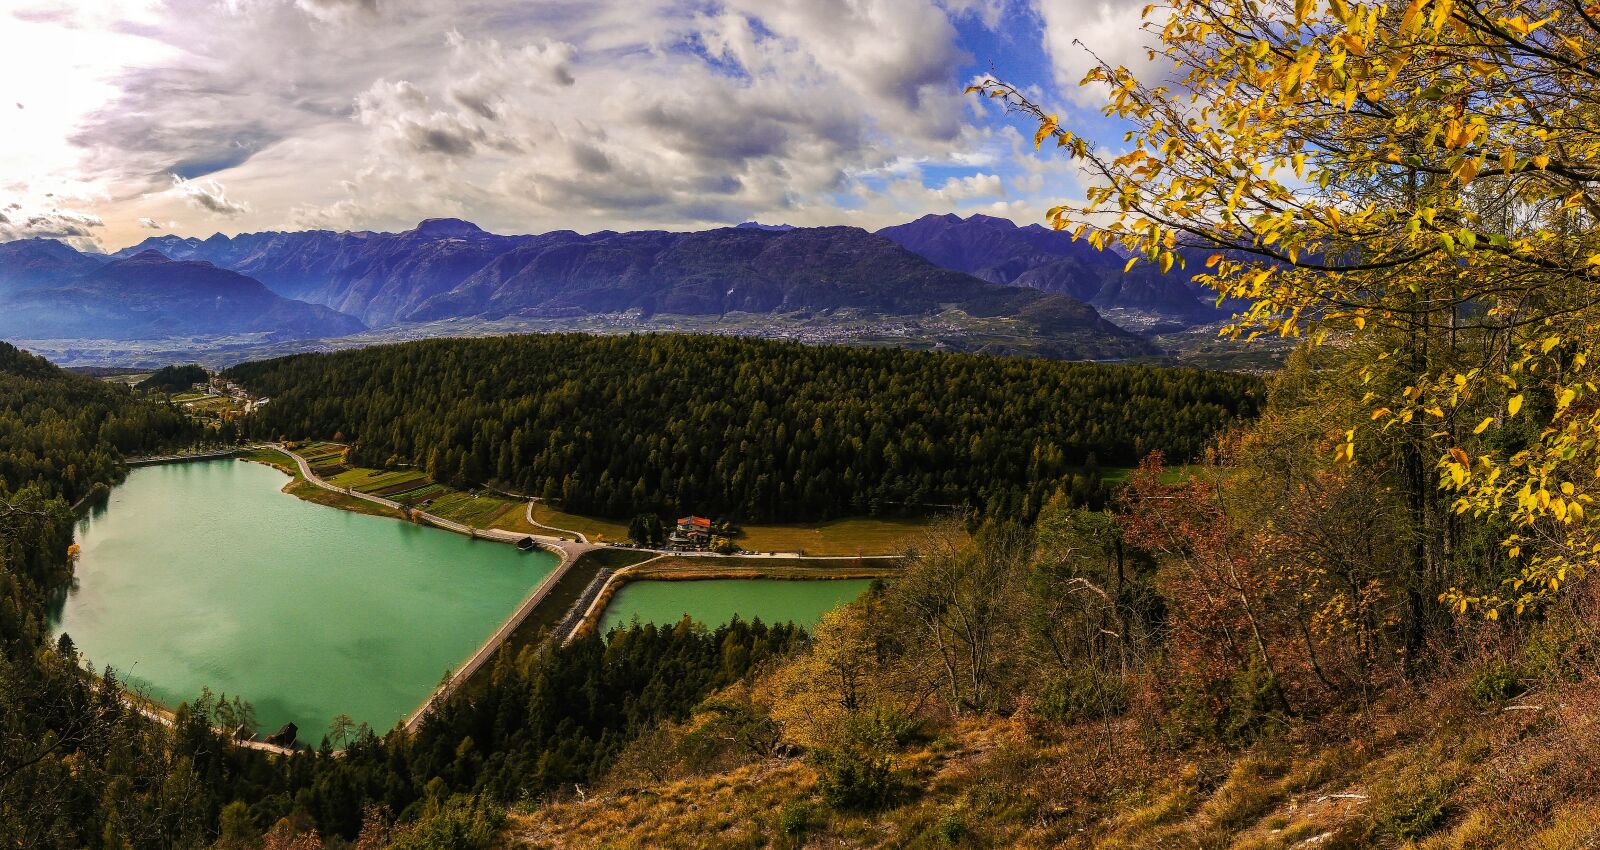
[413,218,487,238]
[734,221,795,231]
[117,249,176,264]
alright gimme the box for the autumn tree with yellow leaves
[976,0,1600,625]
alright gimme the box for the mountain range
[877,213,1229,323]
[0,214,1236,358]
[0,242,364,341]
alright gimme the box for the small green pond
[50,459,557,741]
[598,577,874,633]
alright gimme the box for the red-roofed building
[671,515,714,546]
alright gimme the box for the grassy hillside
[508,679,1600,850]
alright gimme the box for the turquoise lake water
[50,459,556,741]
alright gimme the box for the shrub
[778,799,813,839]
[815,750,899,811]
[1222,656,1289,743]
[387,796,506,850]
[1037,667,1130,724]
[1375,776,1454,841]
[1467,660,1523,708]
[1170,655,1288,745]
[1523,610,1587,684]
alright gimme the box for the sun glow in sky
[1,0,1153,251]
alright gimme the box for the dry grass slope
[506,678,1600,850]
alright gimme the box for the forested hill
[0,343,202,845]
[227,334,1261,521]
[0,343,196,504]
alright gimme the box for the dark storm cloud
[450,88,500,120]
[173,177,251,217]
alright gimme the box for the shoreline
[80,445,906,752]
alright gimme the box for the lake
[50,459,556,741]
[598,577,874,633]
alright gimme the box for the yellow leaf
[1473,417,1493,434]
[1033,115,1059,150]
[1508,394,1523,415]
[1123,257,1138,273]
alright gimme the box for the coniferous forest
[0,341,805,847]
[227,334,1261,521]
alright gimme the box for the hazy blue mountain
[117,218,547,326]
[0,238,107,293]
[0,248,364,340]
[405,225,1142,342]
[877,213,1228,324]
[93,216,1179,357]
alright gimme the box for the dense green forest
[136,364,209,394]
[0,340,807,847]
[0,342,196,844]
[228,334,1260,521]
[0,344,196,505]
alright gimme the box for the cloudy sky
[1,0,1152,251]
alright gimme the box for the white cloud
[6,0,1093,247]
[935,172,1005,201]
[1034,0,1165,105]
[294,0,379,24]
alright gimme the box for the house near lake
[669,515,713,547]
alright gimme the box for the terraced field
[426,491,523,528]
[278,441,935,554]
[289,442,534,532]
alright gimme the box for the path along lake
[50,459,557,740]
[599,577,874,634]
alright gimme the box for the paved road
[277,443,544,545]
[524,498,588,542]
[400,539,601,733]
